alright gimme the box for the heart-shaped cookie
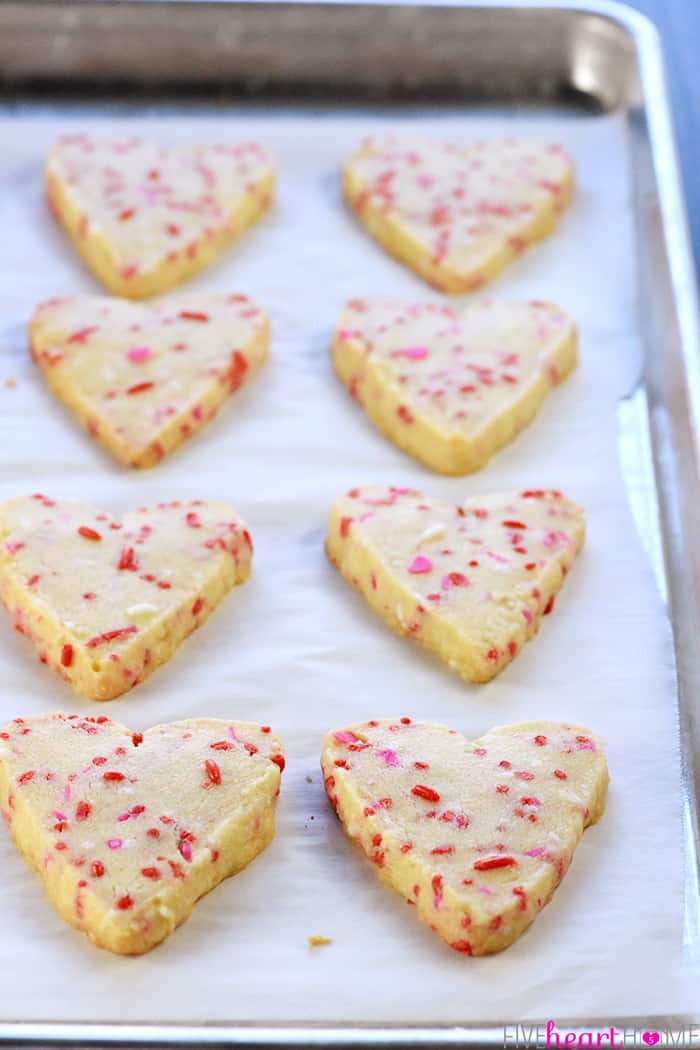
[0,495,252,700]
[322,718,607,955]
[30,293,269,468]
[46,135,275,298]
[326,486,583,683]
[333,298,576,474]
[343,136,573,292]
[0,712,284,954]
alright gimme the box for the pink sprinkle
[522,608,534,625]
[227,725,239,742]
[117,812,131,822]
[543,530,568,548]
[180,840,192,862]
[107,838,123,850]
[5,542,23,554]
[52,811,67,821]
[487,551,509,565]
[391,346,429,360]
[525,847,545,858]
[127,346,152,363]
[376,748,399,767]
[408,555,433,574]
[63,784,71,801]
[333,730,358,744]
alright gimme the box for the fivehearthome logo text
[503,1022,700,1048]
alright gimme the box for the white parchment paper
[0,106,695,1025]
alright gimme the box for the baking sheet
[0,105,695,1025]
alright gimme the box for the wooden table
[625,0,700,278]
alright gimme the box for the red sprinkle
[340,516,353,538]
[116,894,134,910]
[512,886,528,911]
[451,941,473,955]
[412,784,441,803]
[103,771,125,783]
[75,801,91,821]
[271,754,286,772]
[118,547,138,571]
[91,860,105,878]
[473,855,517,871]
[132,733,143,747]
[78,526,101,542]
[191,597,204,616]
[141,867,161,879]
[179,311,209,322]
[60,644,74,668]
[126,381,154,396]
[86,626,138,648]
[205,759,221,785]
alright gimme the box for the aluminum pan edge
[0,0,644,110]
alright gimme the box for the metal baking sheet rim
[0,0,699,1045]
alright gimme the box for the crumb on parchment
[307,935,332,948]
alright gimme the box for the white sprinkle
[417,523,446,545]
[127,603,159,617]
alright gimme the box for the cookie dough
[343,136,573,292]
[46,135,275,298]
[322,718,607,954]
[0,712,284,954]
[326,486,584,682]
[30,293,269,468]
[333,297,576,474]
[0,495,252,700]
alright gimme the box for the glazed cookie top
[31,293,268,457]
[345,135,572,278]
[335,297,574,435]
[0,713,283,919]
[0,494,251,660]
[322,718,607,926]
[47,134,274,277]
